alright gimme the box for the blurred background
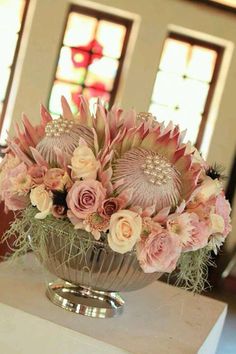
[0,0,235,352]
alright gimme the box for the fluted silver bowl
[32,229,160,317]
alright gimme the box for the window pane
[63,12,97,49]
[0,33,18,68]
[170,109,202,142]
[178,79,209,113]
[149,104,201,143]
[159,38,190,75]
[187,46,217,82]
[210,0,236,8]
[95,20,126,59]
[0,0,24,32]
[49,81,82,115]
[56,47,89,84]
[151,71,183,107]
[0,68,11,101]
[49,8,130,115]
[85,55,119,91]
[149,33,220,149]
[149,103,173,122]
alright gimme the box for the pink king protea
[110,113,202,212]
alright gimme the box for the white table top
[0,253,227,354]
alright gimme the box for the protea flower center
[113,148,182,211]
[44,117,74,137]
[36,117,94,165]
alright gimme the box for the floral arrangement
[0,96,231,291]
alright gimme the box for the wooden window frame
[0,0,30,135]
[152,31,224,149]
[48,4,133,111]
[189,0,236,13]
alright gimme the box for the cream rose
[30,185,53,219]
[71,145,100,180]
[210,213,225,234]
[198,176,222,201]
[108,210,142,254]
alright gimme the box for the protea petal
[94,104,106,146]
[79,96,93,127]
[120,109,136,130]
[99,167,113,194]
[54,147,70,170]
[22,113,40,146]
[40,105,52,125]
[8,141,33,166]
[30,147,48,168]
[61,96,73,120]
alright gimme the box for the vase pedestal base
[46,280,125,318]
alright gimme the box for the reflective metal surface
[32,230,160,317]
[46,280,124,318]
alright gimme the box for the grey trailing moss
[174,248,215,293]
[2,206,213,293]
[1,206,95,265]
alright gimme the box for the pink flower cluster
[0,97,231,274]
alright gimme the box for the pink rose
[1,163,30,210]
[67,180,106,220]
[215,193,231,237]
[186,193,216,221]
[0,154,20,191]
[28,165,47,185]
[52,205,67,219]
[100,198,120,218]
[2,191,29,211]
[44,168,71,191]
[137,229,181,273]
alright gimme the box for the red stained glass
[49,7,130,116]
[91,39,103,56]
[71,90,83,110]
[56,47,89,85]
[71,48,90,68]
[83,87,110,101]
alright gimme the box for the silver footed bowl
[32,229,160,318]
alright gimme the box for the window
[0,0,29,134]
[49,5,132,116]
[209,0,236,8]
[149,33,223,148]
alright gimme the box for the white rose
[108,210,142,254]
[30,185,52,219]
[71,146,100,180]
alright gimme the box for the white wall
[4,0,236,247]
